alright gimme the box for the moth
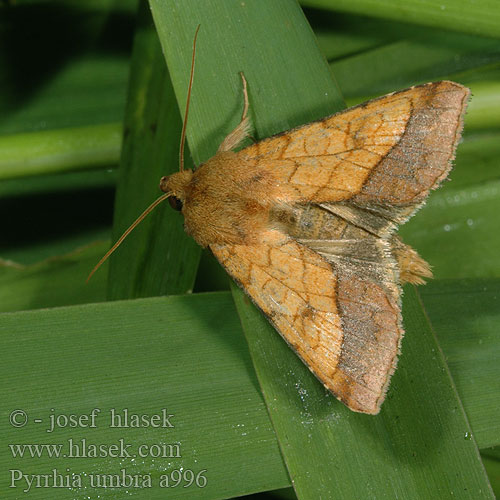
[90,31,470,415]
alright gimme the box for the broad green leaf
[0,242,109,313]
[307,9,438,60]
[330,33,500,98]
[420,279,500,449]
[1,285,495,498]
[300,0,500,39]
[0,293,290,499]
[107,1,200,299]
[0,56,129,135]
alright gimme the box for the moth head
[160,170,194,212]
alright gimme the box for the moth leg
[240,72,249,121]
[391,236,432,285]
[217,73,253,153]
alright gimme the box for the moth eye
[168,196,183,211]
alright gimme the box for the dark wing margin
[352,81,470,206]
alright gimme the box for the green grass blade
[0,242,109,313]
[463,81,500,130]
[0,123,121,180]
[307,9,433,60]
[0,294,290,499]
[0,169,117,199]
[329,34,500,99]
[420,279,500,449]
[106,1,200,299]
[300,0,500,38]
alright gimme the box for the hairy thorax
[168,151,280,248]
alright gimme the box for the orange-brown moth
[90,30,470,415]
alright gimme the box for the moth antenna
[86,192,173,283]
[179,24,201,172]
